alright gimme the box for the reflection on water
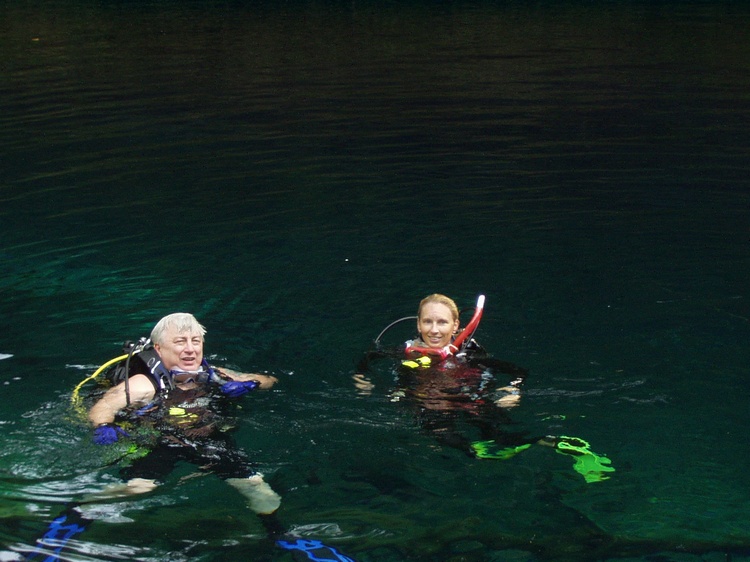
[2,1,750,560]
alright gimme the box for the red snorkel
[405,294,486,360]
[451,294,485,351]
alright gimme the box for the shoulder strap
[135,346,173,391]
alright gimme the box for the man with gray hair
[88,312,281,515]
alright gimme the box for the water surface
[2,1,750,560]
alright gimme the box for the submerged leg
[226,473,282,515]
[81,477,159,502]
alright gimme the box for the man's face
[154,327,204,372]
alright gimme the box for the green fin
[471,440,532,460]
[554,435,615,483]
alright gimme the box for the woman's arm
[352,347,402,395]
[470,356,528,409]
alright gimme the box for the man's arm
[88,374,157,426]
[216,368,278,389]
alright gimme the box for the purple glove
[93,423,129,445]
[220,380,260,397]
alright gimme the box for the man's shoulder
[126,371,159,384]
[124,372,160,396]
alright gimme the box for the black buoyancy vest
[106,345,174,392]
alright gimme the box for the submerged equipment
[471,435,615,483]
[471,440,532,460]
[404,294,485,360]
[24,510,87,562]
[276,538,357,562]
[554,435,615,483]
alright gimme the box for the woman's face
[417,302,459,349]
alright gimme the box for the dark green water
[2,1,750,560]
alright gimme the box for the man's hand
[217,369,278,389]
[93,423,129,445]
[220,380,260,397]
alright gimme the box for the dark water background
[2,1,750,560]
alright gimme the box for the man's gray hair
[150,313,206,345]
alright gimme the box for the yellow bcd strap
[69,354,129,419]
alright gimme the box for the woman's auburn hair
[417,294,459,322]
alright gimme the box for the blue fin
[277,538,356,562]
[26,513,88,561]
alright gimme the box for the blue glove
[93,423,129,445]
[220,380,260,398]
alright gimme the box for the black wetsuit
[111,357,256,482]
[358,340,533,456]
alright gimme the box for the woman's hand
[352,373,374,396]
[495,385,521,409]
